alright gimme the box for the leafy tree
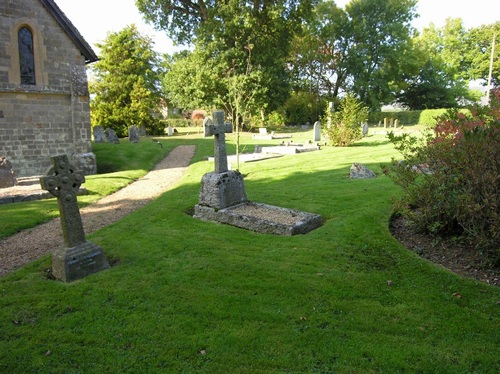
[397,58,471,109]
[345,0,418,109]
[289,1,349,98]
[289,0,418,109]
[90,25,163,136]
[137,0,316,115]
[465,22,500,87]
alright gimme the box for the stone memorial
[194,110,322,236]
[40,155,109,282]
[196,111,247,210]
[313,121,321,142]
[350,163,376,179]
[362,122,369,137]
[140,125,147,136]
[129,125,140,143]
[0,157,16,188]
[167,125,174,136]
[105,128,120,144]
[93,126,105,143]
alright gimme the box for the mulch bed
[390,216,499,287]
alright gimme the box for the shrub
[323,94,368,147]
[384,90,500,265]
[284,91,324,126]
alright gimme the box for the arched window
[18,27,35,85]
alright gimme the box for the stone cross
[40,154,86,247]
[204,110,232,173]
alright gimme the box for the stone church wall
[0,0,96,177]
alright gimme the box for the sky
[55,0,499,56]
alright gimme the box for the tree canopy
[90,25,163,136]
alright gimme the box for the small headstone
[259,127,268,135]
[167,125,174,136]
[139,125,147,136]
[394,119,399,128]
[349,163,376,179]
[313,121,321,142]
[105,128,120,144]
[40,155,109,282]
[0,157,16,188]
[93,126,105,143]
[362,123,369,137]
[384,118,388,128]
[129,125,140,143]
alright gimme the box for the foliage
[284,91,324,126]
[385,89,500,264]
[466,22,500,87]
[323,93,368,146]
[396,59,471,109]
[289,0,418,110]
[368,110,421,125]
[89,25,163,137]
[397,19,480,110]
[368,109,472,126]
[140,0,316,116]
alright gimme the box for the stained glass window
[18,27,35,85]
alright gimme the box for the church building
[0,0,98,178]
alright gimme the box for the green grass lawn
[1,130,498,373]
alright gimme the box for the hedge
[368,109,471,127]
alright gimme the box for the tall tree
[289,0,417,109]
[136,0,316,115]
[465,22,500,87]
[345,0,417,109]
[90,25,162,136]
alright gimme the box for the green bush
[284,91,324,126]
[161,118,200,128]
[323,94,368,147]
[384,90,500,265]
[368,109,472,127]
[368,111,421,125]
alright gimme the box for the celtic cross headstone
[40,155,109,282]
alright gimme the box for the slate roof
[40,0,98,63]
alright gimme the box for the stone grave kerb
[40,154,109,282]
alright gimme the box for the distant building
[0,0,98,177]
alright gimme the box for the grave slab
[194,202,323,236]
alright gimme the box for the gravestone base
[197,171,247,209]
[194,202,322,236]
[52,241,109,282]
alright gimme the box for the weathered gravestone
[350,163,376,179]
[105,128,120,144]
[40,155,109,282]
[0,157,16,188]
[313,121,321,142]
[140,125,147,136]
[167,125,174,137]
[362,123,369,137]
[93,126,105,143]
[195,111,247,210]
[129,125,140,143]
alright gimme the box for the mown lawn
[0,130,498,373]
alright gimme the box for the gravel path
[0,145,196,277]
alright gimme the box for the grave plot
[194,110,322,236]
